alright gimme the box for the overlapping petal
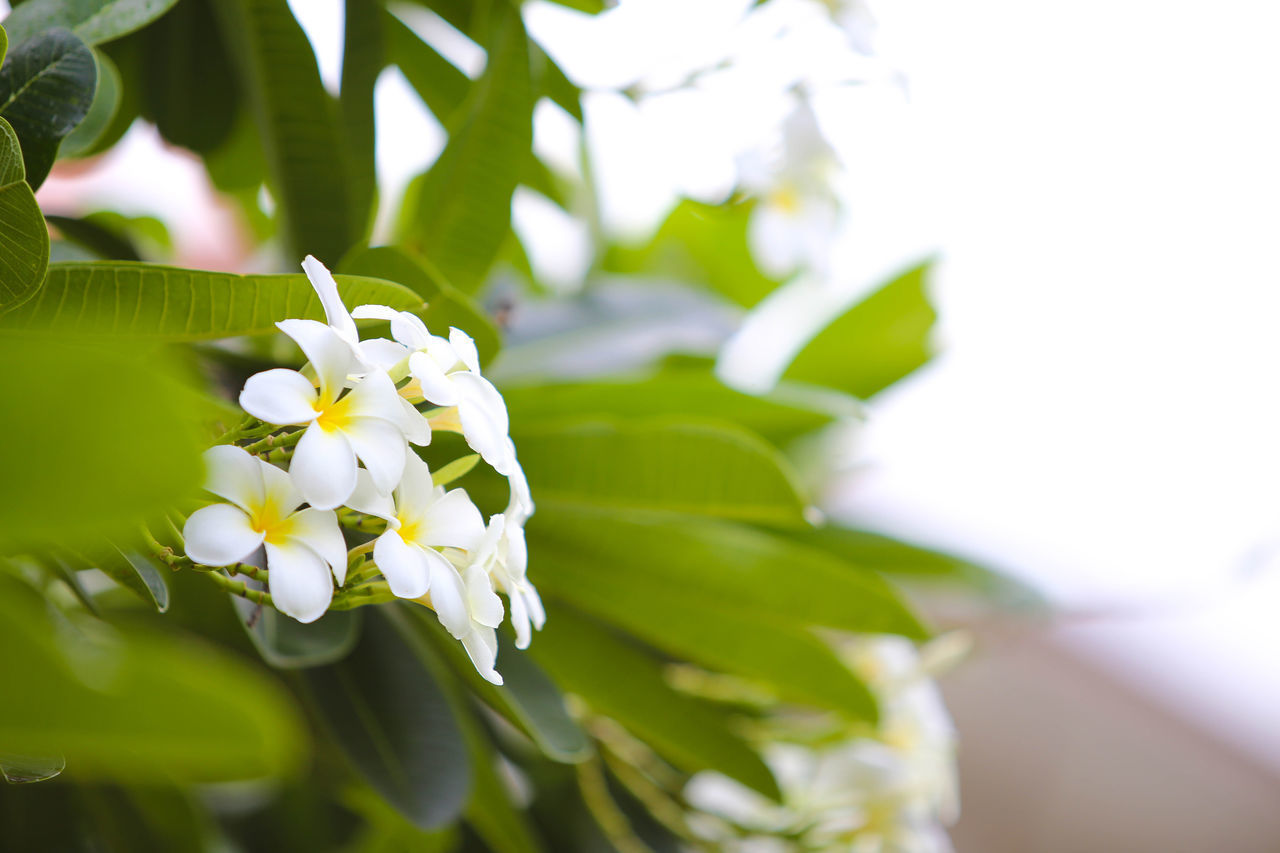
[292,424,357,510]
[239,368,318,425]
[373,529,431,598]
[184,503,264,566]
[264,540,334,623]
[203,444,266,513]
[276,319,353,403]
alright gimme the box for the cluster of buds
[684,635,962,852]
[181,257,541,684]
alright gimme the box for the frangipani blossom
[350,305,516,475]
[183,446,347,623]
[470,513,545,650]
[239,319,429,510]
[300,254,408,372]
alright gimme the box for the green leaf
[1,22,8,66]
[0,574,306,781]
[0,117,49,314]
[139,0,239,154]
[503,370,858,445]
[339,245,501,365]
[603,200,782,308]
[1,0,181,47]
[233,599,363,669]
[0,262,427,339]
[78,547,169,612]
[533,510,927,639]
[384,7,469,123]
[46,212,140,260]
[783,260,937,398]
[530,41,582,123]
[528,605,780,800]
[396,1,533,293]
[302,611,471,830]
[0,336,202,550]
[528,510,885,719]
[341,0,384,239]
[213,0,355,261]
[513,418,809,526]
[0,752,64,783]
[431,453,479,487]
[58,46,118,156]
[0,27,96,188]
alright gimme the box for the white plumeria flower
[239,319,430,510]
[300,254,409,372]
[471,513,544,650]
[350,304,516,475]
[183,445,348,623]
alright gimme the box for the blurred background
[23,0,1280,848]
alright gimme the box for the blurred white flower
[471,513,545,650]
[183,446,347,623]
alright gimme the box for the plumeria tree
[0,1,1024,850]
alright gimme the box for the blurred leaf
[46,213,140,260]
[341,0,384,239]
[397,1,533,293]
[0,263,426,339]
[528,510,883,719]
[529,605,781,800]
[1,22,7,66]
[233,597,363,669]
[0,27,96,187]
[603,200,782,308]
[533,510,927,639]
[214,0,355,261]
[431,453,479,487]
[140,0,239,154]
[384,7,468,124]
[0,117,49,315]
[0,752,64,783]
[339,245,501,365]
[302,611,471,830]
[0,574,306,781]
[783,260,937,399]
[77,547,169,612]
[81,27,140,156]
[1,0,180,47]
[530,40,582,123]
[0,337,202,551]
[58,46,118,156]
[503,370,858,445]
[408,608,590,763]
[513,418,809,526]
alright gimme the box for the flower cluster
[182,256,541,684]
[684,634,962,852]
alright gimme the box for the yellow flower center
[250,498,292,545]
[314,391,356,432]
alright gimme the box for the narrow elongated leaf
[0,28,96,187]
[0,574,306,781]
[339,244,501,364]
[214,0,355,261]
[342,0,384,238]
[302,611,471,830]
[530,40,581,122]
[77,547,169,612]
[783,260,937,398]
[528,512,882,719]
[1,22,7,66]
[397,1,533,292]
[528,605,780,800]
[58,46,118,156]
[1,0,180,47]
[0,117,48,314]
[140,0,239,154]
[513,418,809,526]
[0,262,426,339]
[384,8,469,123]
[533,510,926,638]
[46,213,140,259]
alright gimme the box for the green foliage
[341,0,385,237]
[46,212,141,260]
[0,27,96,187]
[234,599,364,668]
[0,117,48,314]
[58,47,119,156]
[397,0,533,293]
[214,0,356,261]
[1,0,180,48]
[783,260,938,398]
[385,8,469,123]
[0,263,426,339]
[79,546,170,612]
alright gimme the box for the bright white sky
[21,0,1280,770]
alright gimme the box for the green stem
[243,429,304,456]
[204,570,274,608]
[330,581,396,610]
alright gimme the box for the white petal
[264,540,334,623]
[183,503,264,566]
[302,255,359,344]
[239,369,318,426]
[509,591,532,650]
[351,303,400,322]
[460,626,503,685]
[280,508,348,585]
[203,445,265,514]
[523,583,546,631]
[396,452,435,505]
[425,550,470,637]
[397,398,432,446]
[425,336,459,371]
[418,488,485,550]
[345,468,397,523]
[358,337,411,371]
[408,351,459,406]
[464,564,504,629]
[502,523,528,579]
[340,369,411,424]
[373,530,431,598]
[448,327,481,374]
[455,375,513,474]
[276,319,355,404]
[505,457,534,520]
[344,417,407,495]
[259,457,304,516]
[291,424,357,510]
[353,306,430,350]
